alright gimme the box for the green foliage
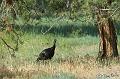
[71,0,81,12]
[48,0,66,12]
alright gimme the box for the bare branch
[0,37,14,50]
[110,7,120,17]
[100,9,114,11]
[0,37,16,57]
[41,17,63,35]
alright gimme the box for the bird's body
[36,39,56,61]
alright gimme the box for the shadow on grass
[19,23,99,37]
[115,22,120,35]
[17,22,120,37]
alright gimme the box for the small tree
[0,0,25,57]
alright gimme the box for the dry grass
[1,56,120,79]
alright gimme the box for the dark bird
[36,39,57,61]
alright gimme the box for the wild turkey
[36,39,56,61]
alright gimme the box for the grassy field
[0,18,120,79]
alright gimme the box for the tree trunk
[96,6,119,61]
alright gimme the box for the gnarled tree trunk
[98,13,118,59]
[96,1,119,61]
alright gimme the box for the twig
[0,37,15,51]
[0,37,16,57]
[110,7,120,17]
[41,24,54,35]
[12,29,22,50]
[41,17,63,35]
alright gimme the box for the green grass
[0,18,120,79]
[15,34,99,61]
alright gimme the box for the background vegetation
[0,0,120,79]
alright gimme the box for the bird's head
[54,39,57,44]
[53,39,57,48]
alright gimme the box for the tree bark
[96,3,119,61]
